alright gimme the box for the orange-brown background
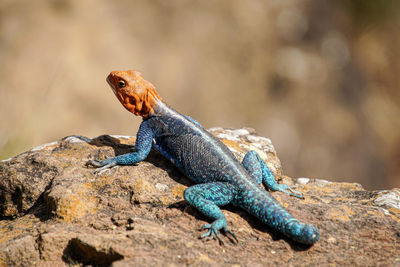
[1,0,399,190]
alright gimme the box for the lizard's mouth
[106,74,117,95]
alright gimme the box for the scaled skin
[88,70,320,245]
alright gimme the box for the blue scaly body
[88,70,319,245]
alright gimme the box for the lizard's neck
[150,100,179,118]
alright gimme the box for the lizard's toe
[200,226,224,245]
[201,224,212,230]
[86,158,117,173]
[200,222,237,245]
[93,162,116,173]
[224,229,238,243]
[200,224,215,239]
[276,184,305,199]
[86,159,102,167]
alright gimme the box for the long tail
[239,187,319,245]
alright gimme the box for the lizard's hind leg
[242,150,304,199]
[184,182,238,244]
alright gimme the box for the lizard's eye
[118,79,126,88]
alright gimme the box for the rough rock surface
[0,128,399,266]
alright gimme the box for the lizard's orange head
[106,70,161,118]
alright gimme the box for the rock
[0,128,399,266]
[0,235,40,266]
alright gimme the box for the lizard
[87,70,320,245]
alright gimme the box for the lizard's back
[148,103,253,187]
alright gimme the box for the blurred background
[0,0,399,190]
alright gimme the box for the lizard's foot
[86,156,117,173]
[200,219,238,245]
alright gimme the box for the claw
[201,229,224,245]
[217,236,224,246]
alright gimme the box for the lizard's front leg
[87,120,154,172]
[184,182,238,244]
[242,150,304,199]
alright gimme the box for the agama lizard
[87,70,319,245]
